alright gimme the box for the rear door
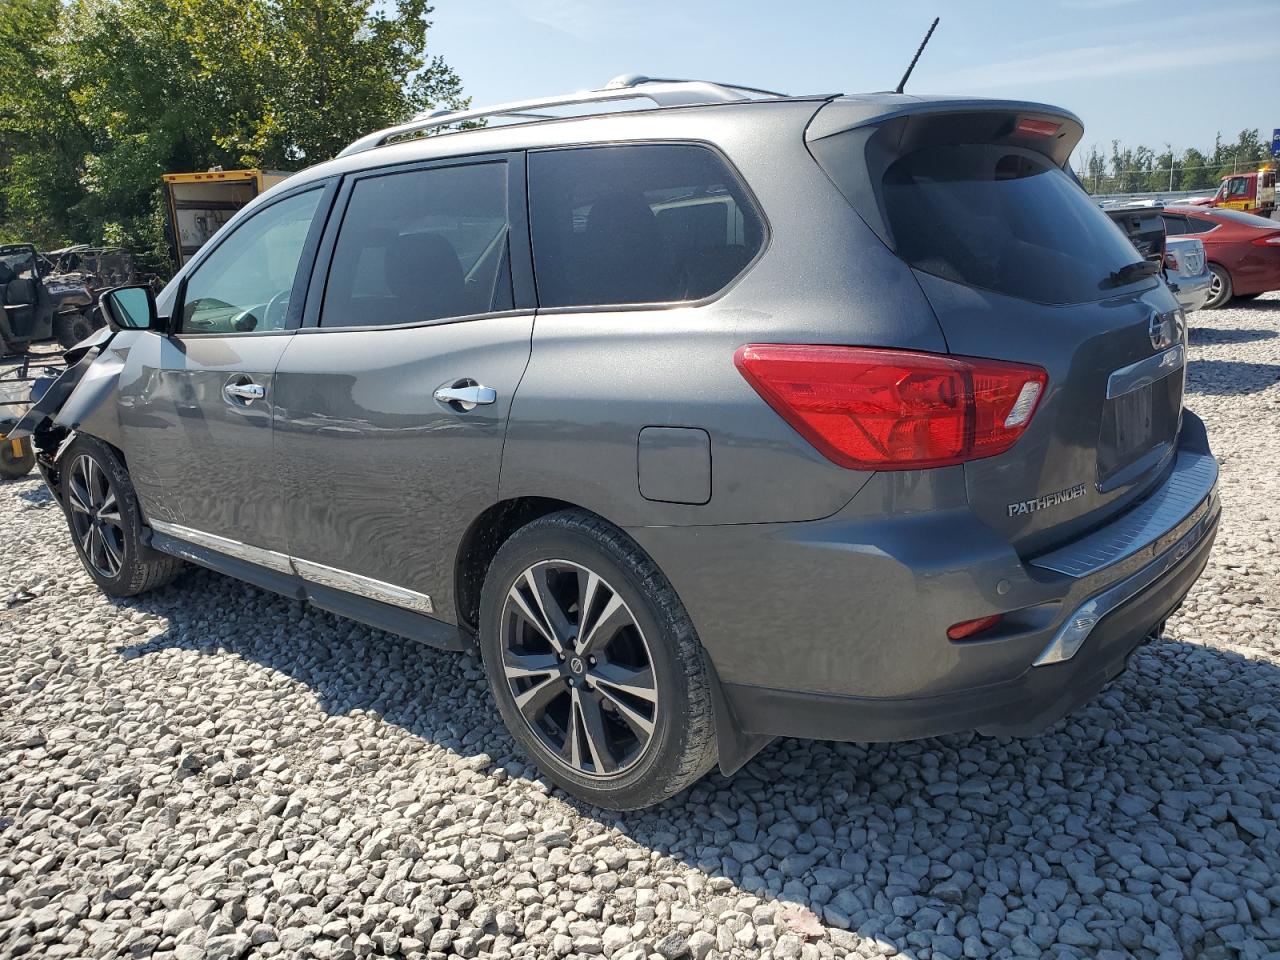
[119,183,332,551]
[273,153,534,621]
[809,112,1187,554]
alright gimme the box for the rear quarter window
[882,144,1148,305]
[528,144,765,308]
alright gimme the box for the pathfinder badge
[1007,483,1088,517]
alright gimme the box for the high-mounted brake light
[734,345,1048,470]
[1016,118,1061,138]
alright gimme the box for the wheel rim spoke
[577,592,629,656]
[508,575,562,652]
[525,566,573,645]
[100,528,123,573]
[591,661,657,703]
[500,559,657,780]
[503,650,559,680]
[574,690,617,775]
[511,672,563,721]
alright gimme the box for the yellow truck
[162,169,291,267]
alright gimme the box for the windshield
[882,144,1148,304]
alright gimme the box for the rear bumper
[628,413,1218,746]
[720,497,1216,744]
[1169,271,1211,312]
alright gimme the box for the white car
[1163,235,1212,313]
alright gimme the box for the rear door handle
[433,383,496,411]
[224,381,265,403]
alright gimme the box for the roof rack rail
[336,74,790,158]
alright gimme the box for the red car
[1162,205,1280,308]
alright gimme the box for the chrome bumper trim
[1032,492,1217,667]
[149,521,434,616]
[1031,450,1218,578]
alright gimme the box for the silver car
[1163,236,1212,313]
[15,76,1219,809]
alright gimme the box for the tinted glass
[1180,215,1218,234]
[1205,208,1278,228]
[1161,215,1187,236]
[183,189,322,334]
[528,144,764,308]
[323,162,511,328]
[882,145,1149,304]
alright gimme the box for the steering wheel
[263,288,291,330]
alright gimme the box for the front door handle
[224,380,265,403]
[434,382,497,411]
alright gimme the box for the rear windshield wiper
[1102,259,1161,288]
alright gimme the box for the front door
[117,184,331,553]
[273,154,534,622]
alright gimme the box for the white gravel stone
[3,299,1280,958]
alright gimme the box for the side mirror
[99,284,166,333]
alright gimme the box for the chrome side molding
[148,520,434,616]
[292,557,435,615]
[150,520,294,574]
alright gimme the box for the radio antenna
[895,17,940,94]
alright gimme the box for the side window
[322,162,512,328]
[528,144,765,308]
[1184,216,1217,234]
[1227,177,1250,198]
[1161,215,1187,236]
[182,189,322,334]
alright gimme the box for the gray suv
[16,76,1220,809]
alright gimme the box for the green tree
[0,0,465,268]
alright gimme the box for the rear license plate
[1097,372,1182,485]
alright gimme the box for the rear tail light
[1163,250,1181,271]
[947,614,1004,641]
[734,344,1047,470]
[1251,233,1280,246]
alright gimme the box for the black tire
[54,310,95,349]
[1205,264,1233,309]
[0,436,36,480]
[60,435,185,597]
[478,510,717,809]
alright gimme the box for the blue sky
[429,0,1278,162]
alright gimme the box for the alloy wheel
[67,454,124,579]
[500,560,658,778]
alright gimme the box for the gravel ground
[2,296,1280,960]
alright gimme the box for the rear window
[528,144,764,308]
[881,144,1148,304]
[1205,208,1278,229]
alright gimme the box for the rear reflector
[947,614,1004,641]
[1016,118,1061,138]
[734,344,1048,470]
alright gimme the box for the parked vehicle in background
[0,244,106,355]
[1186,165,1276,218]
[163,169,292,268]
[1162,236,1212,312]
[1101,203,1208,312]
[1163,205,1280,308]
[14,77,1219,809]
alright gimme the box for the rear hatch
[808,99,1186,554]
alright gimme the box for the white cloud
[923,38,1277,92]
[507,0,641,41]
